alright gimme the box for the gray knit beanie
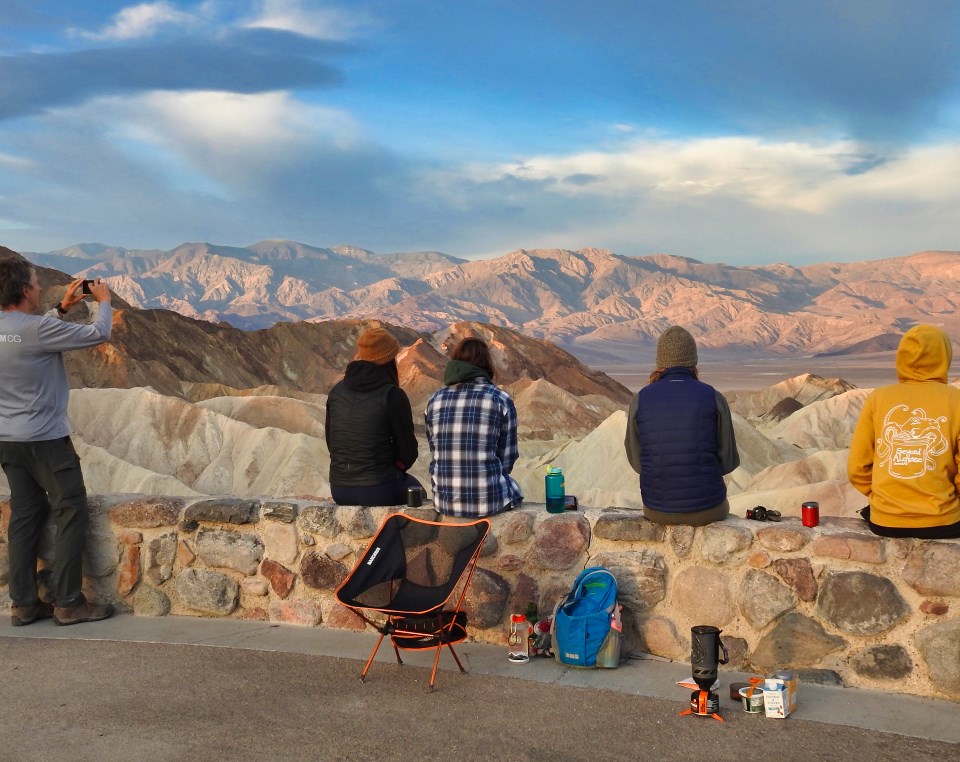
[655,326,698,368]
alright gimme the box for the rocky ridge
[21,241,960,359]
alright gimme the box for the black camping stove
[679,625,729,723]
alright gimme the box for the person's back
[624,326,739,526]
[635,366,727,511]
[849,324,960,538]
[324,327,421,507]
[426,337,522,517]
[327,363,401,486]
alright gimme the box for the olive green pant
[643,499,730,526]
[0,437,89,607]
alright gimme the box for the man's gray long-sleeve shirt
[0,302,112,442]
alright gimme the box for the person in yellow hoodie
[848,324,960,538]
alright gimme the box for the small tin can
[407,487,423,508]
[802,501,819,527]
[739,686,764,713]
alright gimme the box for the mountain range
[22,241,960,361]
[0,244,888,518]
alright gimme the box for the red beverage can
[802,501,820,528]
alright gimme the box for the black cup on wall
[691,625,729,692]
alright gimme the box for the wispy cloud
[242,0,372,41]
[76,2,205,41]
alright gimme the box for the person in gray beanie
[623,326,740,525]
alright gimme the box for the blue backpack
[551,566,619,668]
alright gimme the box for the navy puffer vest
[326,382,399,487]
[634,367,726,512]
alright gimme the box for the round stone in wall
[499,511,535,544]
[297,505,341,538]
[815,571,909,636]
[700,522,753,564]
[593,509,665,542]
[851,644,913,680]
[737,569,797,629]
[637,615,686,660]
[673,566,735,626]
[173,568,238,615]
[132,585,171,617]
[916,619,960,699]
[527,513,590,570]
[903,542,960,597]
[750,612,847,670]
[463,567,510,629]
[299,551,347,590]
[669,525,696,557]
[591,550,666,611]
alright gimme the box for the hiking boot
[11,601,55,626]
[53,599,114,626]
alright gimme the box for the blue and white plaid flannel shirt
[425,377,523,517]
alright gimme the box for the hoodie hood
[443,360,490,386]
[342,360,397,392]
[896,324,952,383]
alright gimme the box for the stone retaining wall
[1,494,958,702]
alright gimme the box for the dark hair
[451,337,495,380]
[0,258,34,309]
[648,366,698,385]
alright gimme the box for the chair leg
[361,632,386,682]
[445,642,467,673]
[428,644,444,691]
[392,640,404,665]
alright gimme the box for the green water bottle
[545,465,565,513]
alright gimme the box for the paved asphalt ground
[0,616,956,761]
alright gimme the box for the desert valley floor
[597,350,956,394]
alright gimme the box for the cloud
[483,138,960,217]
[0,28,343,121]
[132,90,362,165]
[77,2,203,41]
[1,3,957,266]
[537,0,960,143]
[3,93,958,266]
[243,0,372,41]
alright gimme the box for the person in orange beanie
[325,326,423,506]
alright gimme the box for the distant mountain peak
[15,240,960,360]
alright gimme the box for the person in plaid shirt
[426,337,523,517]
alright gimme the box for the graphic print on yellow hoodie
[848,324,960,528]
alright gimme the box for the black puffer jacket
[325,361,418,487]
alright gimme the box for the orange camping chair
[334,513,490,691]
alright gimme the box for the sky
[0,1,958,265]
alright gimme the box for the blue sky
[1,1,958,265]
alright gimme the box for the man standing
[0,258,115,625]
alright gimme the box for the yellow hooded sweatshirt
[848,324,960,528]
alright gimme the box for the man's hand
[59,279,87,311]
[88,278,111,303]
